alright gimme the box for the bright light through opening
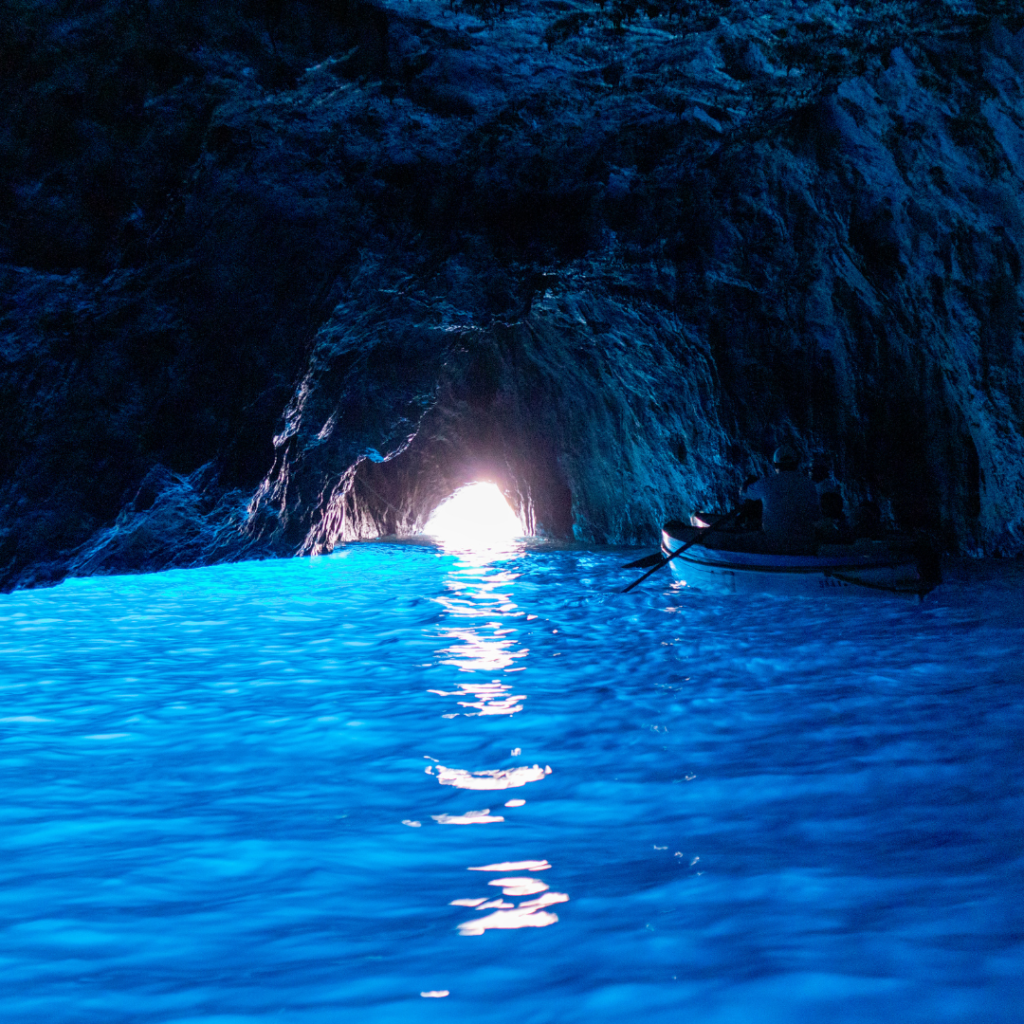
[425,483,523,548]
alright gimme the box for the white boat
[659,518,941,598]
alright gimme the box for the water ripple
[0,546,1021,1022]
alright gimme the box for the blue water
[1,543,1022,1023]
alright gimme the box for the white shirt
[742,470,821,554]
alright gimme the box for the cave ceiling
[1,0,1023,587]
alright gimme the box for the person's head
[772,444,799,472]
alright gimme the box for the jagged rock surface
[1,0,1023,589]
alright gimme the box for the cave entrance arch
[424,481,524,548]
[299,398,575,554]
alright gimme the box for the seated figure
[853,499,884,539]
[815,490,852,543]
[741,445,821,554]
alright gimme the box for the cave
[3,3,1024,1019]
[0,0,1022,586]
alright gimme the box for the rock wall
[1,0,1023,588]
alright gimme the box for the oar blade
[621,552,664,570]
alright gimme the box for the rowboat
[660,517,941,598]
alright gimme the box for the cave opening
[423,482,524,549]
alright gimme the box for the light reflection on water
[0,544,1022,1022]
[425,762,551,790]
[453,859,569,937]
[428,680,527,717]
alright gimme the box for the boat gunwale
[659,528,919,574]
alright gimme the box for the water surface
[1,544,1022,1022]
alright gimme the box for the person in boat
[814,489,853,542]
[741,445,821,554]
[852,499,884,539]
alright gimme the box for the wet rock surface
[2,0,1023,588]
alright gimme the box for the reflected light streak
[454,859,568,936]
[442,566,520,598]
[432,809,505,824]
[458,908,560,936]
[489,877,549,896]
[425,763,552,790]
[517,892,569,910]
[434,624,525,673]
[428,679,526,716]
[425,482,523,550]
[469,860,550,872]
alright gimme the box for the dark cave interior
[1,0,1023,588]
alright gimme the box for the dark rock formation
[2,0,1023,588]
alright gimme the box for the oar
[621,551,664,570]
[622,506,746,594]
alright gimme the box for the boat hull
[660,525,938,598]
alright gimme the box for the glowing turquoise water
[1,544,1022,1023]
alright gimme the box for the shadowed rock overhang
[1,0,1023,588]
